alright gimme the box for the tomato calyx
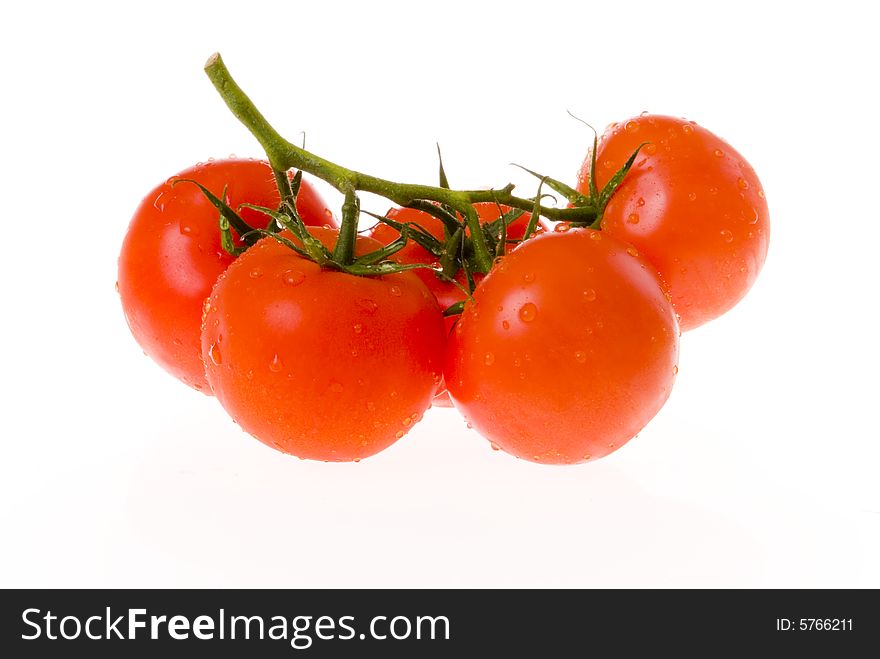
[515,135,648,230]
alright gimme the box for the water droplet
[329,381,344,394]
[352,458,361,463]
[589,232,601,241]
[490,442,501,451]
[484,352,495,366]
[353,323,363,334]
[626,246,639,257]
[249,267,264,279]
[713,148,724,158]
[643,143,657,155]
[502,320,510,330]
[179,223,199,236]
[402,417,412,427]
[627,213,640,224]
[583,288,597,302]
[673,365,679,375]
[687,192,697,202]
[513,357,522,368]
[523,272,535,283]
[269,354,283,372]
[114,281,119,293]
[246,369,254,381]
[709,186,719,195]
[737,177,750,190]
[389,285,402,297]
[282,269,305,286]
[682,124,694,134]
[757,189,766,199]
[519,303,538,323]
[583,454,592,461]
[574,351,587,364]
[208,344,222,366]
[395,430,405,439]
[172,338,182,347]
[720,229,734,243]
[608,443,616,449]
[202,299,212,316]
[636,197,646,207]
[602,159,615,169]
[624,120,639,133]
[554,223,571,233]
[356,298,379,315]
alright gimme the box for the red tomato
[577,114,769,330]
[202,227,446,461]
[118,158,333,393]
[369,202,542,407]
[445,228,679,464]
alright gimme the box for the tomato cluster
[118,113,768,465]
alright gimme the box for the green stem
[334,187,359,265]
[204,53,600,269]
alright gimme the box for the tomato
[369,202,542,407]
[117,158,333,393]
[445,228,679,464]
[202,227,446,461]
[577,114,769,331]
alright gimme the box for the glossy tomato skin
[118,158,333,393]
[369,203,541,407]
[578,115,769,331]
[202,228,446,462]
[445,229,679,464]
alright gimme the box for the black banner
[1,589,875,656]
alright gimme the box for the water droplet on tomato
[249,267,264,279]
[269,354,283,372]
[608,442,616,449]
[589,232,601,241]
[353,323,363,334]
[624,120,639,133]
[329,381,344,394]
[673,365,679,375]
[626,246,639,257]
[490,442,501,451]
[574,351,587,364]
[356,298,379,315]
[737,177,750,190]
[636,197,646,207]
[502,320,510,330]
[688,192,697,202]
[389,285,402,297]
[748,208,760,224]
[713,148,724,157]
[208,344,222,366]
[519,303,538,323]
[484,352,495,366]
[395,430,405,439]
[583,288,597,302]
[114,281,120,293]
[720,229,734,243]
[627,213,640,224]
[282,269,305,286]
[554,223,571,233]
[523,271,535,283]
[402,417,412,427]
[682,123,694,134]
[583,454,592,461]
[757,189,766,199]
[643,143,657,155]
[179,223,199,236]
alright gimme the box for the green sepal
[172,178,257,245]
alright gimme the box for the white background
[1,1,878,587]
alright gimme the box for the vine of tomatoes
[117,54,769,465]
